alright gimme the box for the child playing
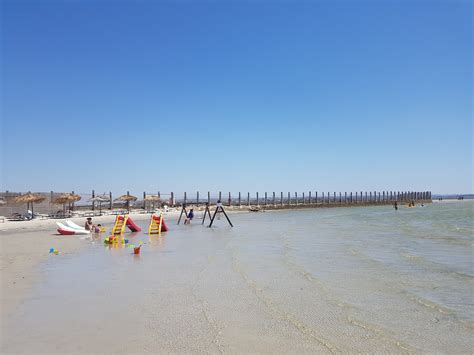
[94,224,102,233]
[184,209,194,224]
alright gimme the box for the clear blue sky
[1,0,472,196]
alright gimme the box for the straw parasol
[115,194,137,212]
[53,193,82,212]
[144,195,161,210]
[89,195,110,214]
[13,192,46,215]
[52,196,70,213]
[68,193,82,203]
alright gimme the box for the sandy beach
[1,202,473,354]
[0,211,180,317]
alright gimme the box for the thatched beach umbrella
[53,196,68,211]
[115,194,137,212]
[144,195,161,210]
[53,193,82,212]
[89,195,110,214]
[13,192,46,215]
[52,195,71,213]
[68,193,82,205]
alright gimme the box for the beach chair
[49,211,71,219]
[8,213,26,221]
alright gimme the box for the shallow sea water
[2,201,473,353]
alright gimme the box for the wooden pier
[158,190,432,210]
[0,190,432,216]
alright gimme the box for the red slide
[126,217,142,232]
[152,215,169,232]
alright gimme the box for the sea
[2,200,473,353]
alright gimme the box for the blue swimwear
[188,211,194,220]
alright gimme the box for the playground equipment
[201,203,212,225]
[65,220,86,230]
[148,213,168,235]
[177,204,189,225]
[66,220,106,233]
[209,200,233,228]
[111,215,142,235]
[111,215,127,235]
[56,221,90,235]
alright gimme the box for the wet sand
[0,212,178,342]
[1,203,473,353]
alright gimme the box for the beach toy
[54,249,59,255]
[49,248,55,253]
[125,239,129,244]
[133,245,141,255]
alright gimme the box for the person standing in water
[393,201,398,210]
[85,217,94,231]
[184,208,194,224]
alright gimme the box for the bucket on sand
[133,245,141,255]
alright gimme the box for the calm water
[3,201,473,353]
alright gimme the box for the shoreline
[0,202,405,233]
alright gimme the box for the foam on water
[2,201,473,353]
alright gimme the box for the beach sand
[0,205,241,309]
[0,212,176,334]
[1,203,472,353]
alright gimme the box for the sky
[1,0,472,196]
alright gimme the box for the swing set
[177,201,233,227]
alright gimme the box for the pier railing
[165,190,432,208]
[0,190,432,215]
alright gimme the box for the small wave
[400,253,474,280]
[402,291,452,316]
[347,316,415,353]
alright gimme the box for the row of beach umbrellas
[10,192,82,215]
[7,192,161,215]
[11,192,48,215]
